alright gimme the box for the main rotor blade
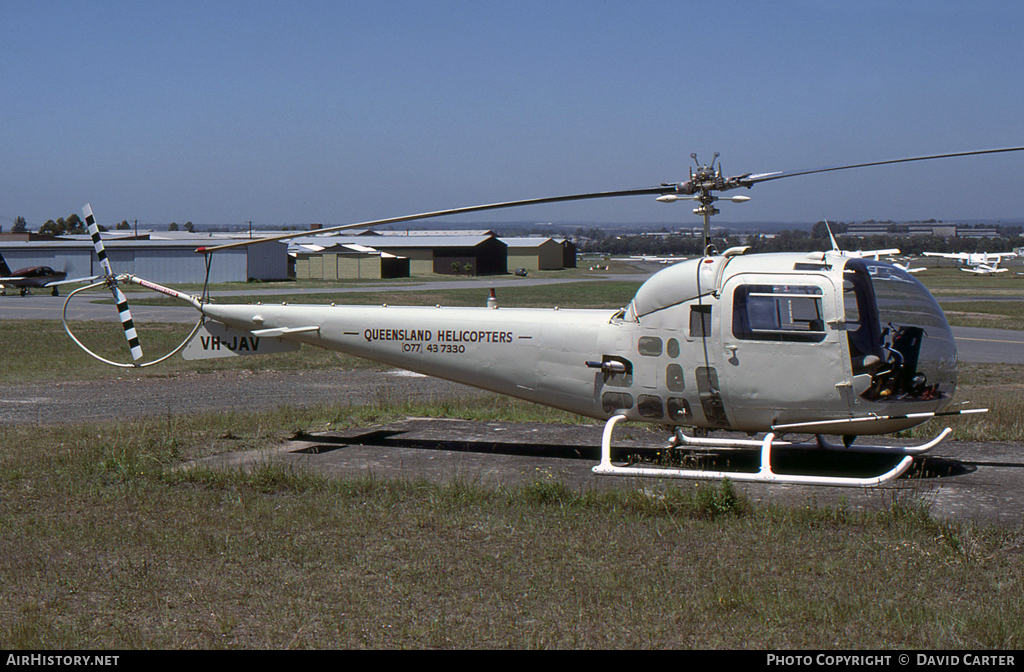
[196,186,671,253]
[744,146,1024,185]
[83,204,143,361]
[195,145,1024,253]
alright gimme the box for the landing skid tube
[592,415,952,487]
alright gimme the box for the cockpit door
[718,272,852,432]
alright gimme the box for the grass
[0,320,376,385]
[942,302,1024,331]
[1,400,1022,649]
[916,265,1024,295]
[889,363,1024,443]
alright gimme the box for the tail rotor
[82,204,143,362]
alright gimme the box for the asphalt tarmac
[946,325,1024,364]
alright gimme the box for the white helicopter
[64,147,1024,488]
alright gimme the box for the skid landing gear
[592,414,952,487]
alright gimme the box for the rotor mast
[691,153,723,254]
[657,152,752,256]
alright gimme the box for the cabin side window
[732,285,826,343]
[637,336,663,356]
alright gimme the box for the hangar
[288,234,508,276]
[292,232,578,277]
[554,237,578,268]
[500,237,566,271]
[368,235,507,276]
[293,243,411,280]
[0,239,288,284]
[2,228,572,284]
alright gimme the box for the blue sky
[2,1,1023,229]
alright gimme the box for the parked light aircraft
[64,147,1024,487]
[629,255,687,264]
[891,258,925,274]
[823,221,900,260]
[0,252,97,296]
[922,251,1018,267]
[959,259,1009,275]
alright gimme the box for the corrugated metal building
[554,237,578,268]
[0,239,287,283]
[293,243,410,280]
[288,234,507,276]
[500,237,566,271]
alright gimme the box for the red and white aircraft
[0,253,97,296]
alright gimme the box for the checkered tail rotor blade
[83,204,143,361]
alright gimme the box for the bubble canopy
[843,258,956,404]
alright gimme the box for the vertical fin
[825,219,841,252]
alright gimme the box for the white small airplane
[629,255,687,264]
[891,257,925,274]
[960,258,1009,275]
[822,221,900,260]
[921,251,1017,267]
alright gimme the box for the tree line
[577,221,1024,257]
[5,215,193,235]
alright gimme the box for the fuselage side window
[732,285,825,343]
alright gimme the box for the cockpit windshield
[843,259,956,403]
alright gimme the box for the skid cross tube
[592,415,932,487]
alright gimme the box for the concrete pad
[183,417,1024,527]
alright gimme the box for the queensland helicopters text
[64,147,1024,487]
